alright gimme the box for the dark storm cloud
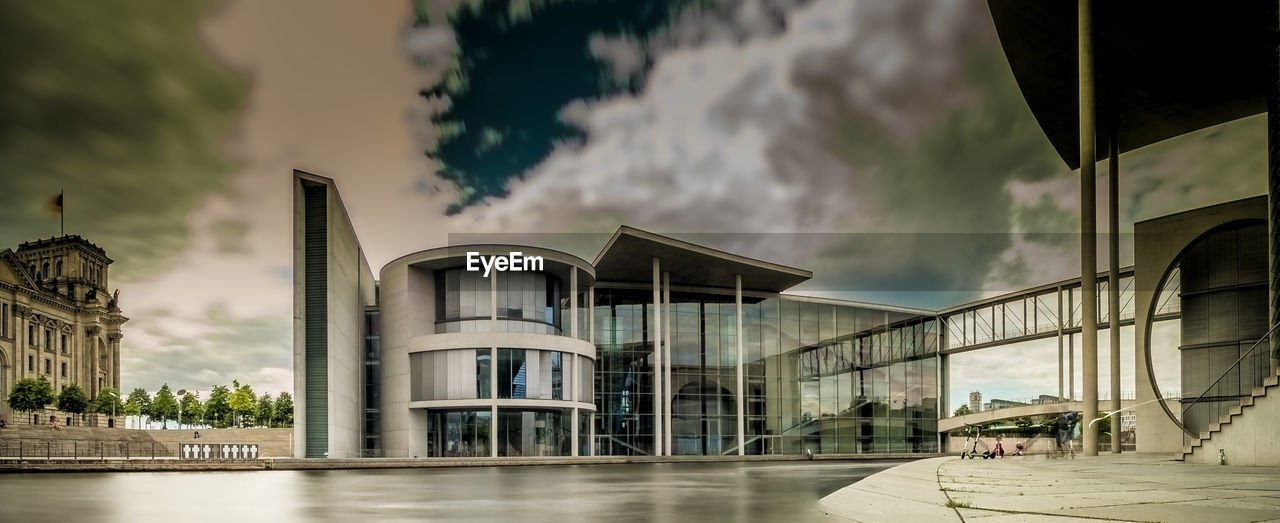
[0,1,245,282]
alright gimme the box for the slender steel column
[652,258,662,457]
[735,274,745,456]
[491,272,499,457]
[1058,286,1064,401]
[1108,127,1122,454]
[1079,0,1100,456]
[663,273,672,455]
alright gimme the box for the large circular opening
[1145,220,1269,440]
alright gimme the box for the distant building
[968,391,982,413]
[0,235,127,422]
[985,398,1028,411]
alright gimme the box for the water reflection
[0,460,905,523]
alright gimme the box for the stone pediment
[0,249,38,290]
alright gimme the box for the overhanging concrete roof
[592,226,812,292]
[988,1,1270,169]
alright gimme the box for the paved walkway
[821,454,1280,522]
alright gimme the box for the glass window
[551,352,563,400]
[60,334,67,353]
[60,361,66,378]
[428,410,491,457]
[498,349,527,399]
[476,349,491,399]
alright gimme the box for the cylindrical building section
[378,245,596,458]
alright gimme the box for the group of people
[961,411,1080,459]
[961,434,1024,459]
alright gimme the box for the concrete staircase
[0,425,172,458]
[1179,366,1280,465]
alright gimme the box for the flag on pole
[47,192,62,214]
[47,191,64,235]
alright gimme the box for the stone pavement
[821,454,1280,522]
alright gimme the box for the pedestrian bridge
[938,399,1139,433]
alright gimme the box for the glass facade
[592,288,939,456]
[411,349,493,401]
[434,268,492,333]
[1178,221,1269,434]
[427,410,491,457]
[497,409,573,457]
[496,348,575,400]
[363,309,381,454]
[434,268,564,334]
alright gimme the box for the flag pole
[60,190,64,236]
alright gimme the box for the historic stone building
[0,235,126,422]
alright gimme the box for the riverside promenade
[821,454,1280,522]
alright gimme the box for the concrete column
[1079,0,1099,456]
[1268,0,1280,371]
[1108,127,1122,454]
[735,274,745,456]
[663,273,672,455]
[652,258,662,457]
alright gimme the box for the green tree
[57,383,89,423]
[228,380,256,428]
[204,385,232,428]
[273,392,294,427]
[179,392,204,428]
[254,393,274,427]
[8,376,55,424]
[151,384,178,429]
[126,387,152,429]
[93,387,125,424]
[953,404,972,417]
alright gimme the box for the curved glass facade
[434,269,564,334]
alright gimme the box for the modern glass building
[294,171,938,458]
[295,170,1266,460]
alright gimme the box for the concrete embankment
[0,452,940,473]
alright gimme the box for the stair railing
[1177,321,1280,445]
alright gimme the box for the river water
[0,460,905,522]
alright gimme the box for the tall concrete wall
[378,263,433,457]
[324,183,368,459]
[293,170,373,459]
[1133,196,1266,454]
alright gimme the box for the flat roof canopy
[592,226,812,292]
[988,1,1270,169]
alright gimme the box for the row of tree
[6,376,293,429]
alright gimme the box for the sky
[0,0,1267,397]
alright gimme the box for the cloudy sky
[0,0,1266,398]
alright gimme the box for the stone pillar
[1108,128,1122,454]
[1079,0,1100,456]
